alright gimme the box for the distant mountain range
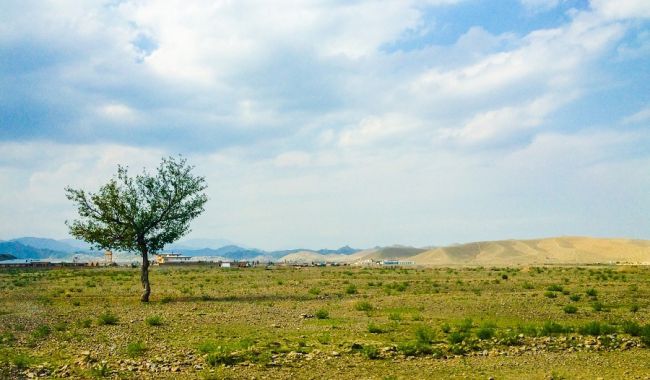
[3,236,647,265]
[0,237,361,262]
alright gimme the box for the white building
[155,253,192,264]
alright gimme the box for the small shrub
[362,345,380,359]
[206,347,241,366]
[476,326,495,340]
[71,300,81,307]
[630,304,640,313]
[544,291,558,299]
[145,315,163,326]
[415,326,435,344]
[355,301,373,312]
[308,287,321,295]
[448,331,468,344]
[622,320,641,336]
[126,341,147,357]
[32,324,51,339]
[563,305,578,314]
[368,323,385,334]
[0,332,16,346]
[441,323,451,334]
[457,318,473,333]
[97,312,119,326]
[345,284,358,295]
[54,321,68,331]
[388,312,402,321]
[540,321,569,336]
[397,341,418,356]
[547,284,564,292]
[569,294,581,302]
[586,288,598,297]
[640,325,650,346]
[78,319,92,328]
[315,309,329,319]
[522,282,534,290]
[198,341,218,354]
[591,301,605,312]
[11,353,34,369]
[501,274,508,280]
[578,321,615,336]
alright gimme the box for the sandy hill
[410,237,650,266]
[279,250,367,263]
[354,246,428,261]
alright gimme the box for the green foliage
[591,301,605,312]
[563,305,578,314]
[315,309,329,319]
[621,320,641,336]
[145,315,163,326]
[586,288,598,297]
[415,326,435,344]
[540,321,570,336]
[578,321,615,336]
[476,325,495,340]
[345,284,358,294]
[547,284,563,292]
[126,341,147,357]
[354,301,373,312]
[362,345,380,359]
[544,291,558,299]
[569,294,581,302]
[448,331,469,344]
[368,323,385,334]
[32,324,51,339]
[65,156,208,254]
[308,287,321,295]
[97,312,119,326]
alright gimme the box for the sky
[1,0,650,250]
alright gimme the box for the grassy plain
[1,264,650,379]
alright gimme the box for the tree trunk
[140,251,151,302]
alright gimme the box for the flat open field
[2,265,650,379]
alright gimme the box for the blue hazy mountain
[0,241,70,259]
[11,237,80,253]
[3,237,361,262]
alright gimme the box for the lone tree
[65,156,208,302]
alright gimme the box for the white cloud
[622,106,650,124]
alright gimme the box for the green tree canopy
[65,156,208,301]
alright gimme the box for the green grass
[1,265,650,378]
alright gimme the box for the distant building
[154,253,192,265]
[381,259,415,266]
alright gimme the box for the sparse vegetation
[1,265,650,378]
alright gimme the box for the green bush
[441,323,451,334]
[345,284,358,294]
[591,301,605,312]
[540,321,570,336]
[578,321,615,336]
[476,326,495,340]
[622,320,641,336]
[355,301,373,312]
[563,305,578,314]
[308,287,321,295]
[362,345,380,359]
[206,347,241,366]
[586,288,598,297]
[547,284,563,292]
[448,331,468,344]
[457,318,473,333]
[544,291,558,299]
[145,315,163,326]
[368,323,385,334]
[32,324,51,339]
[415,326,435,344]
[396,341,418,356]
[569,294,581,302]
[97,312,119,326]
[126,341,147,357]
[315,309,329,319]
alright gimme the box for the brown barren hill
[410,237,650,266]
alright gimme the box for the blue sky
[1,0,649,250]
